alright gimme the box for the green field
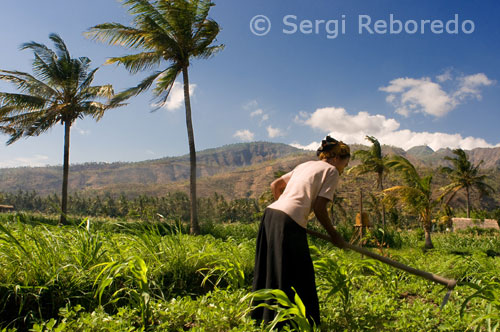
[0,213,499,331]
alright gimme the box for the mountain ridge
[1,142,500,199]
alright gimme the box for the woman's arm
[313,196,346,249]
[270,177,287,200]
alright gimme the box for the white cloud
[0,154,50,168]
[303,107,400,140]
[290,141,321,151]
[436,69,452,83]
[296,106,500,151]
[294,111,310,124]
[245,101,270,124]
[380,72,495,118]
[152,82,196,111]
[454,73,495,101]
[73,125,91,136]
[243,100,258,110]
[267,126,285,138]
[233,129,254,141]
[250,109,263,117]
[380,77,454,117]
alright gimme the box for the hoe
[306,228,457,309]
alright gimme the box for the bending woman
[251,136,350,328]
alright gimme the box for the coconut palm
[86,0,223,234]
[439,148,495,218]
[0,33,119,224]
[348,136,390,227]
[384,155,437,249]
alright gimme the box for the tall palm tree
[384,155,437,249]
[348,136,390,227]
[0,33,119,224]
[86,0,224,235]
[439,148,495,218]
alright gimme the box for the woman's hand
[313,196,346,249]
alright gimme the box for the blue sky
[1,0,499,167]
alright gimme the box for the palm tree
[384,155,437,249]
[348,136,390,227]
[86,0,223,235]
[0,33,119,224]
[439,148,495,218]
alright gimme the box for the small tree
[348,136,390,227]
[385,156,437,249]
[0,34,119,224]
[440,148,495,218]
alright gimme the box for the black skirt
[251,208,320,327]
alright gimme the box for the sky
[0,0,499,167]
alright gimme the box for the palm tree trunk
[423,214,434,249]
[379,172,386,229]
[466,186,470,218]
[182,66,200,235]
[60,120,71,225]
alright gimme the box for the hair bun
[316,135,339,156]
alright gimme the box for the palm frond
[31,53,55,83]
[152,63,182,99]
[439,185,462,205]
[386,155,421,188]
[125,0,172,29]
[1,105,61,144]
[0,93,47,112]
[366,135,382,159]
[384,185,429,215]
[192,18,221,50]
[82,85,115,99]
[0,70,57,98]
[351,149,371,161]
[346,163,371,176]
[138,15,182,57]
[475,181,496,196]
[20,41,56,65]
[85,23,146,49]
[77,67,99,93]
[1,34,121,146]
[110,70,164,105]
[384,186,425,200]
[49,33,71,61]
[80,101,111,121]
[194,44,224,59]
[105,52,162,75]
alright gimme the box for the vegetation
[86,0,224,235]
[349,136,391,227]
[385,155,440,249]
[0,190,262,224]
[0,34,119,224]
[0,0,497,328]
[0,213,499,331]
[440,148,495,218]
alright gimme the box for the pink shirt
[268,160,340,228]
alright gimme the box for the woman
[251,136,350,328]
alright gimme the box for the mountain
[406,145,434,157]
[0,142,308,197]
[1,142,500,200]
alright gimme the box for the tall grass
[0,213,499,331]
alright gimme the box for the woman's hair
[317,136,350,160]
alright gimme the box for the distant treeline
[0,190,264,223]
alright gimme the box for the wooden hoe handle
[306,228,457,289]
